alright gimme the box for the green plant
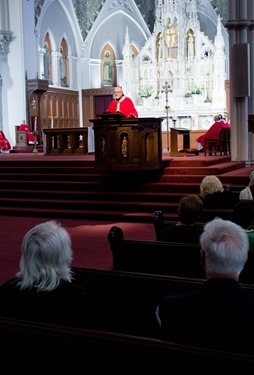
[184,91,192,98]
[191,86,203,95]
[185,86,203,97]
[138,85,153,98]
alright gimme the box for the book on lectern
[95,112,126,120]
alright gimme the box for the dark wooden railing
[43,127,88,155]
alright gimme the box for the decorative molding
[0,30,14,58]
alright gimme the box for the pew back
[108,225,205,279]
[153,209,233,240]
[2,315,254,371]
[2,267,254,370]
[72,267,204,337]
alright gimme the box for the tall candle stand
[33,131,38,156]
[161,81,173,152]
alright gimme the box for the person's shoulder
[158,224,178,240]
[160,289,200,308]
[174,225,202,236]
[0,278,20,300]
[246,229,254,245]
[0,277,19,289]
[239,186,251,200]
[56,281,89,299]
[241,287,254,303]
[57,280,84,292]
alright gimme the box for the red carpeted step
[0,153,251,223]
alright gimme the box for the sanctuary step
[0,153,251,222]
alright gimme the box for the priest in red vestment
[18,119,36,145]
[106,86,138,118]
[196,114,230,150]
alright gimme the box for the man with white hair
[156,217,254,354]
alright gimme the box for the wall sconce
[31,96,36,109]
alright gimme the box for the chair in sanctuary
[204,127,231,156]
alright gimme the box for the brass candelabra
[33,131,38,156]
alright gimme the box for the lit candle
[34,116,37,132]
[51,116,54,128]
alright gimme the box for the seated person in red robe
[0,131,11,153]
[106,86,138,118]
[196,114,230,151]
[18,119,36,145]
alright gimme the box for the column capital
[0,30,14,59]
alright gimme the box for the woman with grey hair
[0,220,92,327]
[200,175,237,209]
[239,170,254,200]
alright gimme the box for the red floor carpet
[0,215,155,285]
[0,151,252,285]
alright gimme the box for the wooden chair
[204,127,231,156]
[221,127,231,155]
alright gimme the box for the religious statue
[156,32,163,61]
[187,33,194,59]
[121,136,128,158]
[164,22,178,59]
[44,42,51,81]
[60,46,67,85]
[101,136,106,158]
[103,51,114,82]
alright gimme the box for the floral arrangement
[138,85,154,98]
[185,86,203,97]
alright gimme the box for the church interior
[1,1,254,367]
[2,0,253,163]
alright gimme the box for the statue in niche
[102,51,114,82]
[187,33,194,59]
[44,43,51,81]
[60,46,67,86]
[121,136,128,158]
[164,23,178,59]
[156,32,163,61]
[101,136,106,158]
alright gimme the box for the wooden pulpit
[90,115,163,171]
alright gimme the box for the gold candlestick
[33,131,38,156]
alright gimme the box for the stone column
[225,0,252,162]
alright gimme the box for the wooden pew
[153,209,233,240]
[108,226,205,279]
[2,315,254,371]
[2,267,254,370]
[153,210,204,240]
[152,210,254,284]
[72,267,205,338]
